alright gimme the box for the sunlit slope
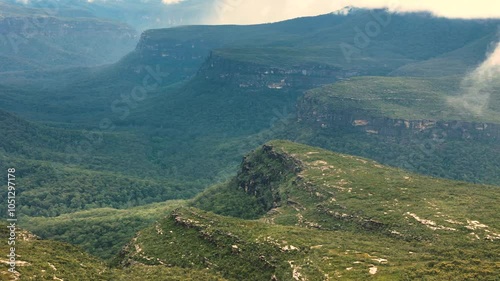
[118,141,500,280]
[0,223,227,281]
[22,200,186,261]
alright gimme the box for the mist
[207,0,500,25]
[448,42,500,116]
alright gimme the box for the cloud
[448,42,500,116]
[162,0,186,4]
[209,0,500,25]
[483,43,500,68]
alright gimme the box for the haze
[208,0,500,24]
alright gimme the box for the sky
[13,0,500,25]
[201,0,500,24]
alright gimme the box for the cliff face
[135,32,214,62]
[194,52,359,91]
[297,97,500,141]
[131,31,226,81]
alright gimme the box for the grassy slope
[3,140,499,280]
[22,200,186,261]
[124,141,500,280]
[0,223,227,281]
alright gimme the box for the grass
[1,11,500,280]
[0,222,228,280]
[164,140,500,280]
[21,200,187,261]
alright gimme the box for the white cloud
[484,43,500,68]
[209,0,500,25]
[162,0,186,4]
[448,43,500,116]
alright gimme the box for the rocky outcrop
[236,144,303,211]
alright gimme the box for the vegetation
[0,9,499,280]
[1,10,499,201]
[0,111,201,217]
[0,223,228,280]
[280,75,500,186]
[22,200,186,260]
[301,76,500,123]
[125,141,500,280]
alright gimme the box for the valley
[0,3,499,280]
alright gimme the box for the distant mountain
[136,10,498,72]
[1,10,499,205]
[116,10,500,185]
[1,9,499,280]
[4,9,497,120]
[0,0,138,72]
[1,0,215,31]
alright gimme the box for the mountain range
[0,4,499,280]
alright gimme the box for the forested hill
[1,7,499,280]
[1,10,500,221]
